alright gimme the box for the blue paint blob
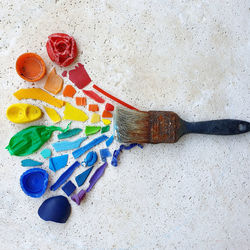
[52,137,87,152]
[21,159,43,167]
[49,154,68,172]
[81,151,98,167]
[75,166,93,187]
[72,135,108,159]
[62,181,76,196]
[38,195,71,223]
[106,135,114,147]
[100,148,111,162]
[50,161,80,191]
[20,168,49,198]
[111,143,143,167]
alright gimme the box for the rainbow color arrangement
[6,33,142,223]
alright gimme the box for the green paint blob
[85,126,101,136]
[6,124,70,156]
[58,128,82,139]
[101,125,110,134]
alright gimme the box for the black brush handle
[183,119,250,135]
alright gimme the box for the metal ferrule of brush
[148,111,184,143]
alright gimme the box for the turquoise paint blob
[41,148,52,159]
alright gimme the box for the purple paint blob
[86,162,108,192]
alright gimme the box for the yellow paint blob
[102,118,111,125]
[91,113,101,123]
[14,88,64,108]
[63,103,88,122]
[6,103,43,123]
[44,106,61,123]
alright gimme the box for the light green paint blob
[85,126,101,136]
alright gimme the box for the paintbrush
[114,107,250,143]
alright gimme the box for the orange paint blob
[88,104,99,112]
[16,53,46,82]
[102,110,113,118]
[63,85,76,98]
[44,68,64,95]
[76,97,87,106]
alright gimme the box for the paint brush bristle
[114,107,183,144]
[114,107,150,143]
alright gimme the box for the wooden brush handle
[183,119,250,135]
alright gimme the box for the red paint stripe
[93,84,139,111]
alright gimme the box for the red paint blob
[83,90,105,103]
[62,71,67,77]
[46,33,77,67]
[105,103,114,111]
[69,63,91,89]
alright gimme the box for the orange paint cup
[16,53,46,82]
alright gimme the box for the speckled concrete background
[0,1,250,249]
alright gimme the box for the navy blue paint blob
[38,196,71,223]
[62,181,76,196]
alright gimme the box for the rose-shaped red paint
[46,33,77,67]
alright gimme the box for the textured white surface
[0,0,250,249]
